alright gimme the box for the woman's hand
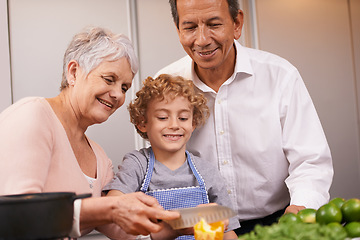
[80,192,180,236]
[109,192,180,236]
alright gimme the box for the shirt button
[217,99,222,104]
[227,189,232,194]
[219,130,225,135]
[222,160,228,165]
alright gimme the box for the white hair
[60,26,139,90]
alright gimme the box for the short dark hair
[169,0,240,29]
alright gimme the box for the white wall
[7,0,136,169]
[0,0,12,112]
[136,0,185,80]
[352,0,360,141]
[255,0,360,199]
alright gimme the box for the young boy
[105,74,239,239]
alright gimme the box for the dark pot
[0,192,91,240]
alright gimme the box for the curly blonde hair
[128,74,209,140]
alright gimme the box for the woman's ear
[67,60,79,86]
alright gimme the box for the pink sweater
[0,97,113,196]
[0,97,133,239]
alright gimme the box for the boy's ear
[137,122,147,133]
[192,121,197,132]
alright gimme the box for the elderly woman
[0,26,178,239]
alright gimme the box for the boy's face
[138,95,195,155]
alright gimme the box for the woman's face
[70,57,133,126]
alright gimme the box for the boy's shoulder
[122,147,152,168]
[125,147,150,159]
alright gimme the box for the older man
[156,0,333,235]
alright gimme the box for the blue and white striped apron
[140,149,209,240]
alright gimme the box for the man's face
[176,0,243,71]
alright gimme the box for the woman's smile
[97,98,114,109]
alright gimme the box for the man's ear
[234,10,244,40]
[67,60,79,86]
[176,22,181,38]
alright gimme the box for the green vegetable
[238,222,349,240]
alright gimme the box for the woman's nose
[109,86,125,103]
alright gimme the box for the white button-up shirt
[156,41,333,221]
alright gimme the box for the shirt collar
[191,62,215,93]
[234,40,254,76]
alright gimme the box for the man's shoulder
[155,55,192,78]
[242,45,296,71]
